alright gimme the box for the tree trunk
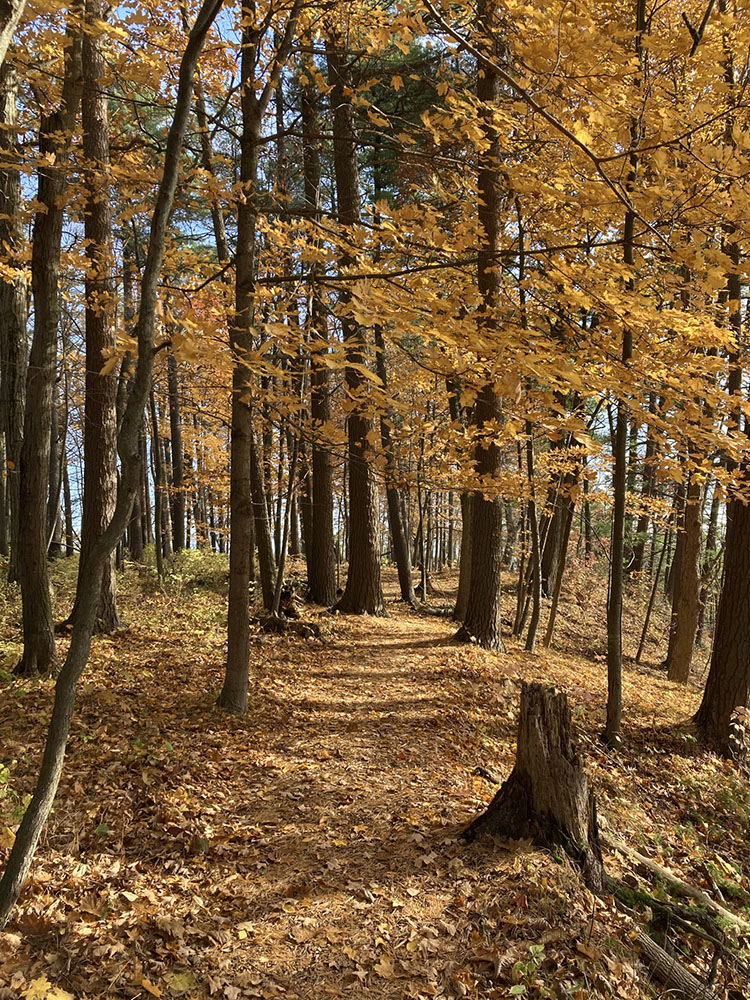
[161,423,174,555]
[372,138,415,607]
[220,15,262,714]
[454,0,504,649]
[149,388,165,581]
[327,37,384,616]
[220,3,301,710]
[623,416,639,568]
[696,485,721,648]
[693,495,750,752]
[15,21,82,676]
[543,495,576,648]
[605,0,646,745]
[250,419,275,609]
[630,394,657,574]
[465,682,605,894]
[501,500,518,568]
[374,322,416,607]
[636,531,669,665]
[307,339,336,604]
[128,428,145,563]
[454,491,473,623]
[46,383,63,559]
[540,496,564,598]
[605,407,628,742]
[62,456,74,556]
[666,481,685,603]
[0,62,26,584]
[447,378,473,622]
[524,422,542,652]
[273,428,284,564]
[0,436,7,555]
[72,0,120,632]
[582,463,593,556]
[666,470,701,683]
[0,0,25,69]
[167,350,185,551]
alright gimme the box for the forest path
[0,574,655,999]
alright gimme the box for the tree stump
[464,682,605,893]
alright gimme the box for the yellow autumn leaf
[138,979,162,998]
[373,956,396,978]
[23,978,74,1000]
[163,970,197,994]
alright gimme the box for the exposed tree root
[633,930,721,1000]
[603,834,750,934]
[253,615,322,639]
[465,682,748,1000]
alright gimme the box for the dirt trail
[0,583,638,999]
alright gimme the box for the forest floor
[1,553,749,1000]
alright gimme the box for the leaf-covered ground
[1,553,749,999]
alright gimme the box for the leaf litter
[0,554,748,999]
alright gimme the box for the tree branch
[422,0,671,249]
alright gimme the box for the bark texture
[694,496,750,752]
[0,0,24,69]
[665,471,701,683]
[15,21,82,676]
[327,37,384,616]
[72,0,120,632]
[454,0,504,649]
[250,421,275,610]
[167,350,185,551]
[302,80,336,606]
[456,390,504,650]
[605,0,645,746]
[465,682,605,894]
[221,15,267,714]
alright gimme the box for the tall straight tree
[604,0,645,747]
[219,0,303,714]
[167,349,185,551]
[454,0,504,651]
[46,380,63,558]
[372,140,415,607]
[15,15,82,676]
[0,60,27,584]
[69,0,120,632]
[693,0,746,751]
[693,480,750,752]
[327,32,384,616]
[630,395,657,574]
[447,375,473,623]
[665,459,701,683]
[302,76,336,606]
